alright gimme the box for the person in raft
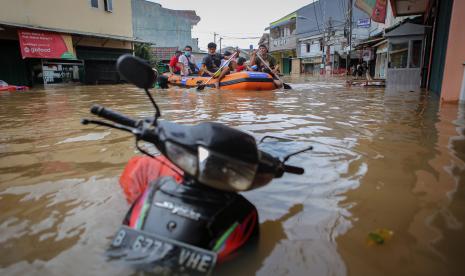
[250,44,282,88]
[234,57,252,72]
[220,51,238,71]
[178,45,199,76]
[201,42,233,88]
[169,50,182,74]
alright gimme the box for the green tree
[134,43,157,67]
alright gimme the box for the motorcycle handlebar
[283,164,304,175]
[90,104,138,128]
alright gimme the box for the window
[90,0,98,8]
[271,27,279,39]
[410,40,422,68]
[290,22,296,35]
[389,42,408,68]
[104,0,113,12]
[306,43,310,53]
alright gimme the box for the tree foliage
[134,43,157,67]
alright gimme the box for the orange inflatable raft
[159,71,277,91]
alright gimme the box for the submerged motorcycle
[81,55,311,275]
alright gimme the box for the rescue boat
[158,71,277,91]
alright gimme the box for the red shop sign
[18,29,76,59]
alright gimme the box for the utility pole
[219,37,223,53]
[214,32,218,44]
[326,17,332,67]
[346,0,353,75]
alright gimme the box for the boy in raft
[250,44,283,88]
[234,57,252,72]
[169,50,182,74]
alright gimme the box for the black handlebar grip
[283,164,304,175]
[90,104,138,128]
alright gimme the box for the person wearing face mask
[178,45,199,76]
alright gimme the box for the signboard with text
[357,18,371,28]
[18,30,76,59]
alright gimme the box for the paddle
[255,52,292,90]
[197,52,238,91]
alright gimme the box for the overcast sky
[152,0,316,50]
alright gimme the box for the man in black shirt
[201,42,223,76]
[201,42,232,88]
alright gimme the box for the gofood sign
[18,30,76,59]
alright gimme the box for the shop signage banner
[18,30,76,59]
[362,48,373,61]
[357,18,371,28]
[355,0,387,23]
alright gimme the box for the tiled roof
[151,47,179,60]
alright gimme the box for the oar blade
[283,83,292,90]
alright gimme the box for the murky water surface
[1,78,464,276]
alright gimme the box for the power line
[313,2,321,33]
[221,36,261,39]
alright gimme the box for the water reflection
[337,95,465,276]
[0,80,464,275]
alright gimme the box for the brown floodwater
[0,78,464,276]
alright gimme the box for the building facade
[384,20,425,90]
[0,0,136,86]
[423,0,465,103]
[131,0,200,51]
[266,0,370,76]
[362,0,463,102]
[267,12,298,75]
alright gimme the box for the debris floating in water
[367,228,394,245]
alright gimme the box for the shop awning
[375,41,388,54]
[354,37,385,50]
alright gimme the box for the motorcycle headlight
[165,141,197,176]
[197,146,257,191]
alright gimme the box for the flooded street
[1,78,464,276]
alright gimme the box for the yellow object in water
[367,228,394,245]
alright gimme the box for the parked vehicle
[81,54,311,275]
[0,80,29,92]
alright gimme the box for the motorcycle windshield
[197,146,257,191]
[158,121,259,165]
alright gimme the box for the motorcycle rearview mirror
[116,54,161,125]
[117,54,157,89]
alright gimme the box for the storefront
[0,24,135,87]
[374,40,388,79]
[301,56,323,75]
[271,50,296,75]
[76,46,132,84]
[40,59,84,85]
[16,29,84,86]
[385,21,425,90]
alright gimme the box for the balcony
[268,14,297,52]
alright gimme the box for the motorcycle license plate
[106,225,217,275]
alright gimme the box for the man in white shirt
[178,45,199,76]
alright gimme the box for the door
[282,57,291,75]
